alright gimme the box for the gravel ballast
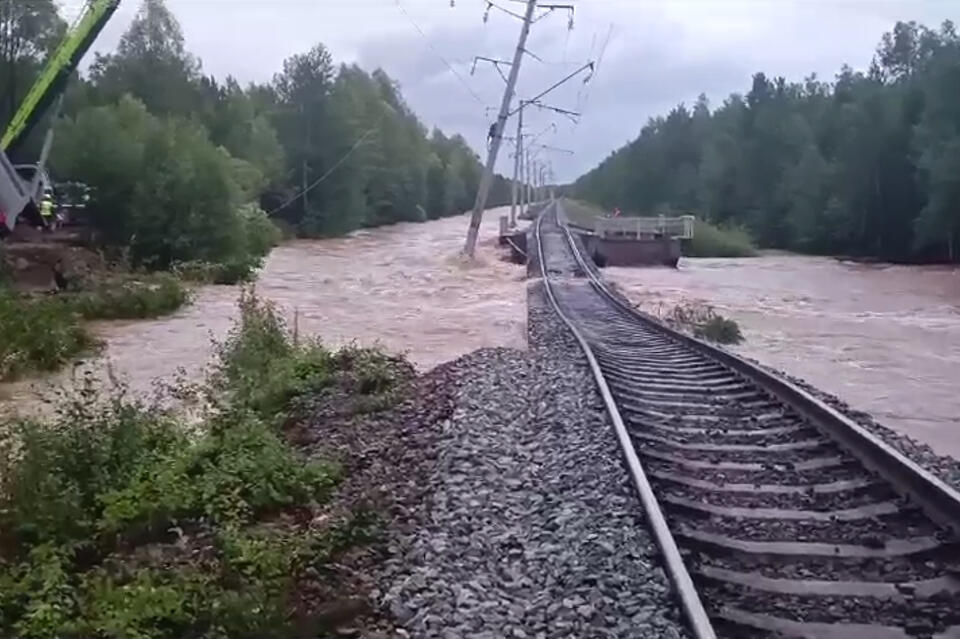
[369,280,688,638]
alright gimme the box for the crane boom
[0,0,119,232]
[1,0,121,154]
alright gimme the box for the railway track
[535,202,960,639]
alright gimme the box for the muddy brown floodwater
[606,255,960,457]
[0,208,526,416]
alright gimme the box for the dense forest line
[1,0,512,271]
[573,21,960,262]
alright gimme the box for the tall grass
[685,220,758,258]
[0,292,94,381]
[0,273,191,382]
[0,290,402,638]
[68,272,190,320]
[562,199,607,228]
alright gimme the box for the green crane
[0,0,120,232]
[2,0,121,154]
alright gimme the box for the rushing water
[0,208,527,415]
[4,218,958,461]
[605,255,960,457]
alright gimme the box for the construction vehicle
[0,0,120,234]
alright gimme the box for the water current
[2,213,957,460]
[605,255,960,457]
[0,208,527,415]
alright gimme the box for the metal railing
[594,215,695,240]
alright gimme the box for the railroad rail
[535,202,960,638]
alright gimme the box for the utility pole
[463,0,537,258]
[528,143,573,202]
[510,104,524,228]
[525,149,533,209]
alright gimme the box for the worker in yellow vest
[40,192,55,230]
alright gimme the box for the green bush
[0,397,339,636]
[694,316,745,345]
[174,258,261,285]
[0,289,411,638]
[99,417,338,533]
[0,274,188,382]
[53,97,280,272]
[0,291,94,381]
[0,397,186,549]
[68,273,190,320]
[215,289,334,417]
[172,207,281,285]
[77,568,213,639]
[685,220,758,258]
[171,260,221,284]
[666,301,745,345]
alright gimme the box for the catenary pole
[510,103,524,228]
[463,0,537,258]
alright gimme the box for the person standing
[40,192,55,230]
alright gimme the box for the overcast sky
[81,0,956,182]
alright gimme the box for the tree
[912,25,960,259]
[573,20,960,263]
[52,96,259,269]
[0,0,65,153]
[89,0,201,116]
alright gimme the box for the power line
[394,0,487,107]
[265,114,384,216]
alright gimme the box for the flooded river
[0,208,526,414]
[606,255,960,457]
[3,216,958,461]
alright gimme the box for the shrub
[240,204,282,261]
[0,396,339,635]
[215,289,333,417]
[189,418,339,525]
[174,259,258,285]
[685,220,758,258]
[211,256,263,285]
[77,568,212,639]
[0,291,94,381]
[53,97,279,272]
[0,288,409,638]
[171,260,221,284]
[665,301,745,345]
[99,417,338,533]
[68,273,190,320]
[171,209,279,285]
[0,396,185,549]
[0,273,187,382]
[694,316,745,345]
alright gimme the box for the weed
[685,220,758,258]
[78,568,210,639]
[173,257,265,285]
[663,301,745,345]
[0,291,94,381]
[214,289,334,418]
[67,272,190,320]
[694,316,745,344]
[0,289,405,638]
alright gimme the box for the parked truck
[0,0,120,235]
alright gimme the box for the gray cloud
[88,0,956,182]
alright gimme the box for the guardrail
[595,215,694,240]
